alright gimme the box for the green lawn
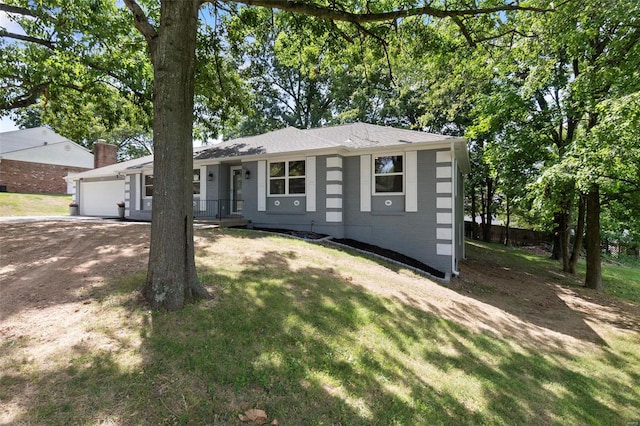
[466,240,640,304]
[0,192,71,216]
[2,230,638,425]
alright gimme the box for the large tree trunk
[144,0,211,310]
[568,193,586,274]
[585,185,603,290]
[551,205,572,270]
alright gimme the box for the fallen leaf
[239,408,268,425]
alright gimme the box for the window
[192,169,200,195]
[144,174,154,197]
[143,170,200,197]
[374,155,403,194]
[269,160,306,195]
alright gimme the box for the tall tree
[466,0,640,287]
[3,0,553,309]
[121,0,551,310]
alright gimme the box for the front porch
[193,199,248,227]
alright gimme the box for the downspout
[451,141,460,277]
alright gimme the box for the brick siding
[0,159,90,194]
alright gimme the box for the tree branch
[208,0,552,24]
[0,29,55,48]
[600,174,640,190]
[450,15,475,47]
[122,0,158,50]
[0,83,48,110]
[0,3,38,18]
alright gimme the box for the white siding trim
[326,211,342,222]
[451,154,458,274]
[326,170,343,181]
[326,198,342,209]
[437,212,452,224]
[360,155,371,212]
[436,166,452,179]
[134,174,141,211]
[257,160,266,211]
[436,228,452,241]
[200,165,207,198]
[326,157,343,168]
[326,184,342,195]
[436,181,452,194]
[436,197,452,209]
[437,243,452,256]
[436,151,451,163]
[405,151,418,212]
[306,156,316,212]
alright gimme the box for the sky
[0,117,19,133]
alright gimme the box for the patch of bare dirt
[1,220,150,322]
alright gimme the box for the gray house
[68,123,469,279]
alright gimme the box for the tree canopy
[2,0,639,308]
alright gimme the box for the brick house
[0,127,116,194]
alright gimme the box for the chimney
[93,140,117,169]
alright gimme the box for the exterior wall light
[208,172,214,181]
[244,169,251,179]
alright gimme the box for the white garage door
[80,180,125,217]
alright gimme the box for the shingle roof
[303,122,458,148]
[68,123,468,179]
[195,127,339,160]
[195,123,457,160]
[0,127,75,154]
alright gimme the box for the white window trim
[142,172,154,199]
[267,159,307,197]
[143,169,202,199]
[372,153,405,196]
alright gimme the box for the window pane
[375,156,403,174]
[270,179,285,194]
[289,160,305,177]
[270,162,285,177]
[193,169,200,182]
[375,175,403,193]
[144,175,154,197]
[193,182,200,195]
[289,178,306,194]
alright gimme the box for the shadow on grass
[454,241,640,346]
[4,247,639,425]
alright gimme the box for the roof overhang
[451,138,471,174]
[68,135,470,180]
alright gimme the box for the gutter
[451,139,461,277]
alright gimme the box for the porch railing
[193,199,243,219]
